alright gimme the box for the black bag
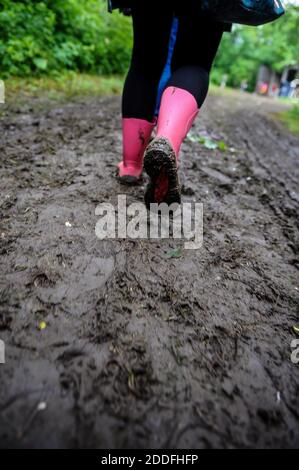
[201,0,285,26]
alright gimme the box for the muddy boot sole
[118,174,143,186]
[143,137,181,209]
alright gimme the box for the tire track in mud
[0,92,299,448]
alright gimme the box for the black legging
[122,1,224,122]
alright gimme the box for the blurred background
[0,1,298,95]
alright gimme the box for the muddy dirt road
[0,90,299,449]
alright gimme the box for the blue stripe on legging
[155,18,179,115]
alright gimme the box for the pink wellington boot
[118,118,156,185]
[143,87,199,207]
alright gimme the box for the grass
[278,104,299,136]
[3,73,125,103]
[3,75,241,104]
[210,83,238,97]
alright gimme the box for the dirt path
[0,90,298,449]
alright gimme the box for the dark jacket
[108,1,232,31]
[108,0,130,12]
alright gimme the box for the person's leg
[144,8,224,205]
[118,4,173,183]
[122,5,174,121]
[157,9,224,157]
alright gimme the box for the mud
[0,90,298,449]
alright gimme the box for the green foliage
[0,1,298,87]
[278,103,299,136]
[291,104,299,119]
[0,0,132,77]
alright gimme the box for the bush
[0,0,133,77]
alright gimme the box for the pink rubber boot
[156,87,199,157]
[118,118,156,184]
[143,87,199,207]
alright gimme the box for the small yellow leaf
[39,321,47,331]
[293,326,299,335]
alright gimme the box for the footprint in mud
[36,255,114,312]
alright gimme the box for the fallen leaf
[204,138,218,150]
[187,133,199,142]
[188,134,229,152]
[38,321,47,331]
[167,248,183,259]
[218,141,228,152]
[293,326,299,335]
